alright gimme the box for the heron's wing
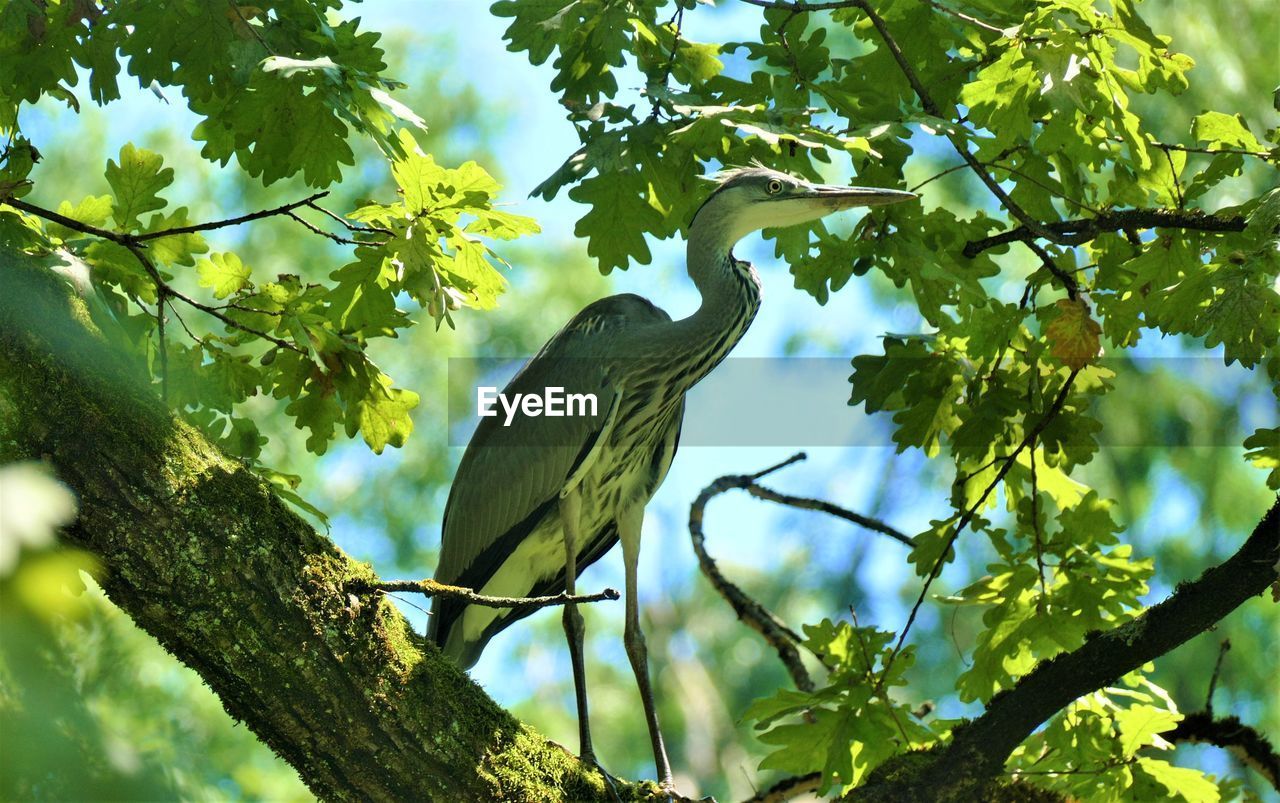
[430,294,669,650]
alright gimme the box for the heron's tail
[428,600,485,670]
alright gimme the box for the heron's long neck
[657,219,762,385]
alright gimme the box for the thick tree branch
[851,498,1280,800]
[1162,713,1280,792]
[0,251,638,801]
[963,208,1249,258]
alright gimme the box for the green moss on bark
[0,247,637,800]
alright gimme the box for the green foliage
[1009,675,1221,802]
[744,619,933,794]
[1,8,537,475]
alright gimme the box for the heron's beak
[794,184,917,210]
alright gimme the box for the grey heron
[428,166,915,791]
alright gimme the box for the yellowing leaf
[1046,298,1102,371]
[197,252,252,299]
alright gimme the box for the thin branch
[285,211,388,247]
[226,0,277,56]
[306,201,396,237]
[1024,240,1079,299]
[878,370,1080,690]
[691,452,914,693]
[691,468,813,692]
[1161,145,1185,210]
[648,4,686,120]
[909,161,973,193]
[167,303,209,347]
[133,191,330,242]
[352,578,620,610]
[739,0,863,10]
[964,208,1247,258]
[1204,638,1230,715]
[1162,712,1280,792]
[740,772,822,803]
[851,605,912,745]
[1028,434,1047,608]
[744,483,916,547]
[3,196,131,244]
[921,0,1005,34]
[740,0,1006,35]
[123,243,306,355]
[156,289,169,403]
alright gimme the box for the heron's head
[691,165,916,247]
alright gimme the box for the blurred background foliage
[1,1,1276,801]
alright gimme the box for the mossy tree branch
[847,497,1279,802]
[0,248,640,802]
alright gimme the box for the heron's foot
[580,752,624,803]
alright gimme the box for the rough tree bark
[0,249,630,801]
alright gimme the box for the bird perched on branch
[429,165,915,792]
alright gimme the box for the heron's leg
[618,505,675,790]
[559,488,596,763]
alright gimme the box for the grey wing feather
[429,294,670,653]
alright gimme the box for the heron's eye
[766,179,784,195]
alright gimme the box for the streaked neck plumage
[656,202,763,383]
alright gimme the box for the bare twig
[740,0,1005,35]
[285,211,388,246]
[691,452,914,693]
[3,196,131,244]
[691,471,813,692]
[851,606,911,744]
[1161,145,1185,210]
[1024,240,1078,299]
[744,483,916,546]
[963,208,1247,258]
[306,201,396,237]
[739,0,862,10]
[352,578,620,610]
[1028,433,1048,607]
[1205,638,1230,715]
[648,3,686,120]
[226,0,277,56]
[133,191,330,242]
[156,289,169,403]
[921,0,1005,34]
